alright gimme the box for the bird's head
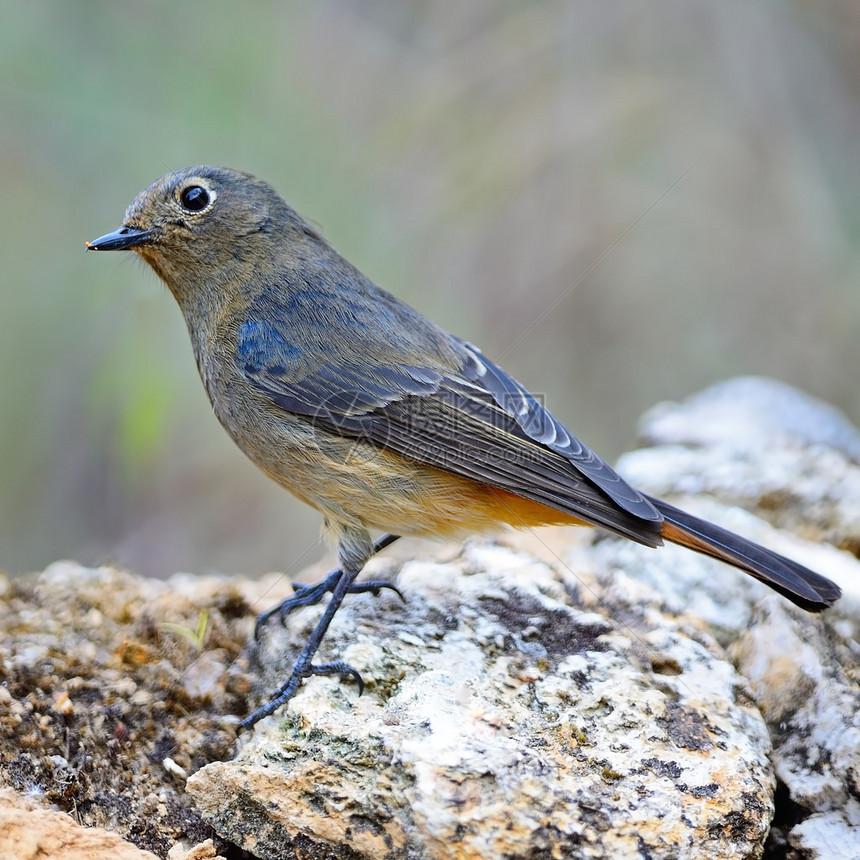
[87,166,319,306]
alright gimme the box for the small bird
[88,166,840,730]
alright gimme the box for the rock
[731,598,860,858]
[188,541,776,860]
[0,562,257,858]
[0,786,160,859]
[167,838,225,860]
[615,377,860,858]
[636,376,860,461]
[626,376,860,555]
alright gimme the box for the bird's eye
[179,185,210,212]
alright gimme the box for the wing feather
[238,320,663,545]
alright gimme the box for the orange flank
[401,467,589,541]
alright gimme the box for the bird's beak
[86,226,158,251]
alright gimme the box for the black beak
[86,226,158,251]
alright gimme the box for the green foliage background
[2,1,859,577]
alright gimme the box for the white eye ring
[177,181,216,213]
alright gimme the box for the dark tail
[649,496,841,612]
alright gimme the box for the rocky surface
[627,376,860,555]
[2,377,858,859]
[0,785,162,860]
[0,561,260,858]
[732,599,860,859]
[189,542,777,859]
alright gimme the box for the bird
[87,166,841,730]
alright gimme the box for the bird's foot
[241,534,402,732]
[238,658,363,731]
[254,573,403,640]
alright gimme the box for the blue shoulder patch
[236,319,302,376]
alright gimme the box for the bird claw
[238,534,402,731]
[289,576,404,607]
[307,660,365,695]
[237,658,365,731]
[254,575,403,641]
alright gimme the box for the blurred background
[2,0,859,579]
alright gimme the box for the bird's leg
[253,533,402,640]
[239,560,368,731]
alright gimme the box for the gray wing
[237,318,663,545]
